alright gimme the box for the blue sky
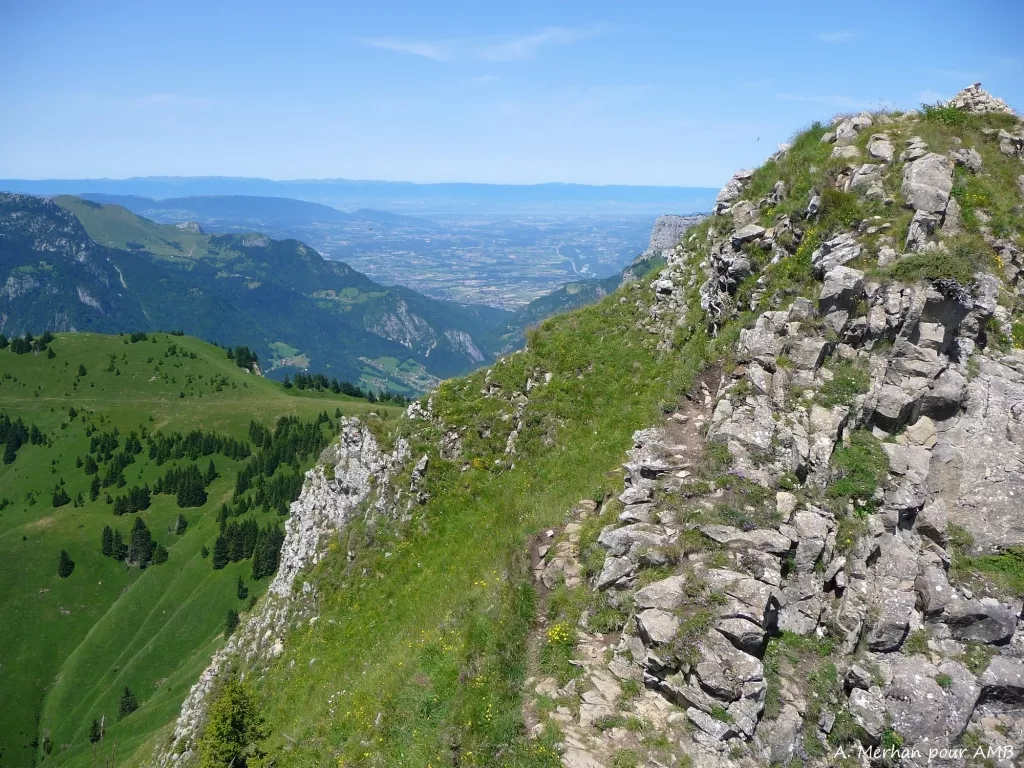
[2,0,1022,186]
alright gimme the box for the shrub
[827,430,888,503]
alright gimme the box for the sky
[2,0,1023,187]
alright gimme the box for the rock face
[154,420,410,765]
[520,85,1024,768]
[901,153,954,212]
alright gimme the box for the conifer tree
[89,718,102,743]
[225,608,240,635]
[101,525,114,557]
[117,687,138,719]
[58,549,75,578]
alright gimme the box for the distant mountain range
[0,176,718,215]
[77,193,440,232]
[0,193,509,393]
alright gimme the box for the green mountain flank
[137,84,1024,768]
[0,331,397,768]
[0,195,510,394]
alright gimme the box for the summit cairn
[946,82,1016,115]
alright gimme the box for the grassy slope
[52,197,216,261]
[0,333,396,768]
[243,277,720,767]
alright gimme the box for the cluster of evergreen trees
[147,429,250,465]
[235,415,331,497]
[101,518,167,567]
[52,485,71,508]
[1,330,53,355]
[227,345,259,371]
[112,485,152,515]
[0,412,45,464]
[153,462,213,507]
[283,371,408,404]
[212,518,284,580]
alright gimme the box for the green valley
[0,331,398,767]
[0,194,510,394]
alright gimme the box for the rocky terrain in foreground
[154,85,1024,768]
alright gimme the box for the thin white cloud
[358,24,606,63]
[817,30,860,43]
[360,37,453,61]
[476,25,607,62]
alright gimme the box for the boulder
[636,609,680,646]
[696,524,792,555]
[886,656,979,745]
[867,135,896,163]
[598,523,668,557]
[732,224,766,245]
[849,687,886,743]
[819,265,865,314]
[951,147,983,174]
[979,657,1024,704]
[811,232,862,275]
[866,590,916,651]
[635,574,690,611]
[787,337,830,370]
[918,368,967,420]
[595,556,635,590]
[1018,174,1024,197]
[915,563,952,616]
[901,153,954,213]
[905,209,942,252]
[942,598,1017,644]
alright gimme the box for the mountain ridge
[0,194,510,393]
[148,84,1024,768]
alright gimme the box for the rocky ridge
[523,85,1024,767]
[154,419,411,765]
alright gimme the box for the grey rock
[943,598,1017,644]
[767,705,803,763]
[868,135,896,163]
[832,145,861,160]
[732,224,766,245]
[715,617,765,655]
[946,84,1015,115]
[787,337,830,370]
[595,555,635,589]
[1017,175,1024,197]
[697,524,792,555]
[979,657,1024,703]
[915,500,949,545]
[598,523,668,557]
[904,209,942,252]
[811,232,862,275]
[819,265,865,314]
[919,368,967,420]
[636,609,680,646]
[849,687,887,743]
[687,707,734,741]
[886,656,979,745]
[901,153,954,213]
[951,147,983,174]
[867,590,916,651]
[635,574,691,611]
[915,563,952,616]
